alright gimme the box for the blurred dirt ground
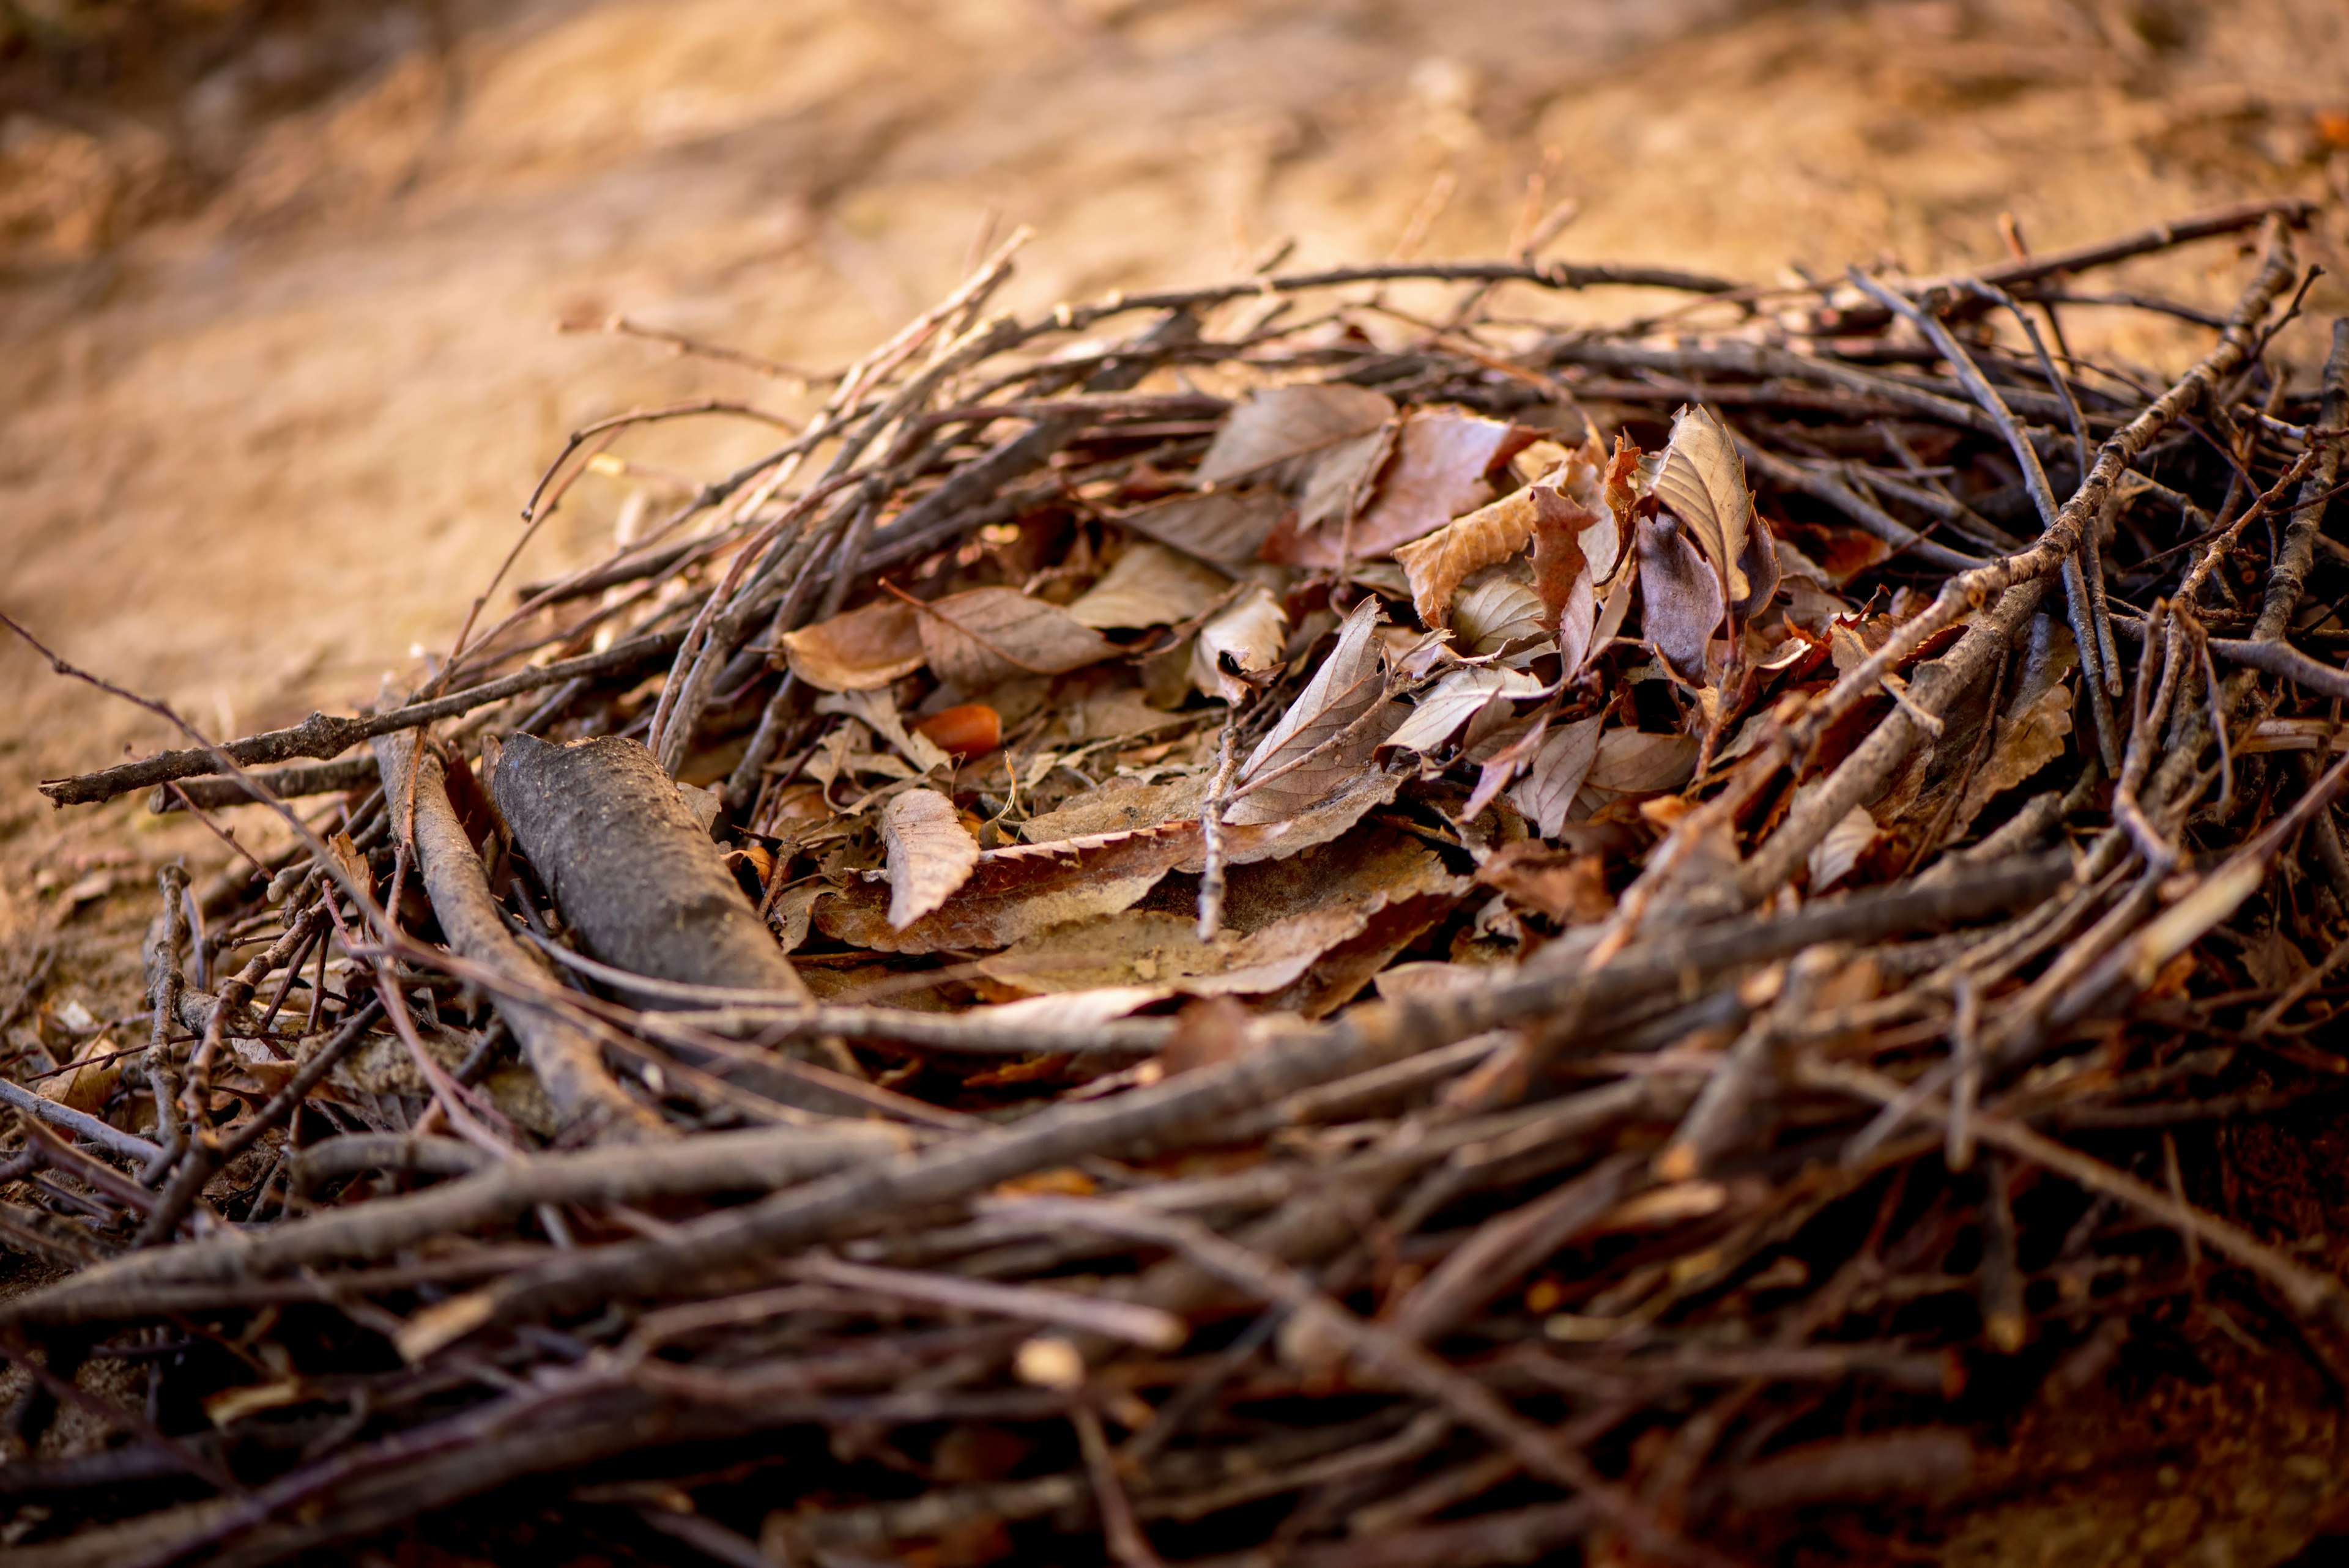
[7,1,2349,1561]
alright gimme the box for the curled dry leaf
[914,586,1121,690]
[1651,404,1754,602]
[818,687,950,774]
[1394,488,1538,630]
[1196,384,1395,487]
[1227,596,1396,826]
[1067,542,1232,630]
[1636,514,1724,686]
[1511,712,1605,838]
[882,789,982,930]
[1386,665,1546,755]
[779,599,927,692]
[1453,575,1549,656]
[1190,584,1290,703]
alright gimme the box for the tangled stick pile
[9,194,2349,1565]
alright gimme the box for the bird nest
[7,196,2349,1566]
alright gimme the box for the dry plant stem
[2249,319,2349,644]
[1731,221,2297,907]
[385,854,2063,1355]
[1811,1060,2349,1326]
[6,1123,913,1323]
[1195,706,1245,941]
[41,630,685,808]
[1736,440,1986,570]
[0,1082,165,1167]
[1849,270,2124,774]
[371,731,668,1141]
[1016,1197,1707,1567]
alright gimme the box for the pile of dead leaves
[9,196,2349,1568]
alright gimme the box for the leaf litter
[11,203,2349,1568]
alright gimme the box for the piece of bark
[374,733,670,1142]
[494,734,812,1008]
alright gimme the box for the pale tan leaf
[1510,713,1605,837]
[1393,488,1539,629]
[1227,597,1395,826]
[882,789,981,930]
[1118,490,1288,568]
[978,987,1173,1027]
[1196,384,1396,486]
[915,587,1120,690]
[1652,404,1755,601]
[1067,542,1233,630]
[1586,729,1701,796]
[1806,802,1877,891]
[781,599,927,692]
[1021,775,1208,841]
[817,688,950,773]
[1386,665,1546,754]
[820,823,1198,954]
[1452,575,1548,657]
[1190,584,1289,703]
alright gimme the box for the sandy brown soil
[6,0,2349,1560]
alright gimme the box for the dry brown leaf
[1190,584,1288,703]
[1294,425,1397,531]
[1067,542,1233,630]
[1531,487,1598,669]
[819,823,1198,954]
[1277,407,1526,569]
[1806,801,1877,890]
[1386,665,1546,755]
[1586,729,1701,796]
[1022,775,1209,841]
[823,769,1401,953]
[1118,490,1289,568]
[882,789,981,931]
[1452,575,1549,657]
[1226,596,1397,826]
[979,906,1366,996]
[1651,404,1754,602]
[915,587,1121,690]
[818,688,951,773]
[1196,384,1396,487]
[781,599,927,692]
[978,987,1172,1028]
[1635,514,1724,686]
[1950,620,2079,836]
[1474,841,1616,925]
[1348,408,1526,558]
[1511,713,1605,837]
[1393,487,1538,629]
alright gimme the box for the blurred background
[5,2,2349,1556]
